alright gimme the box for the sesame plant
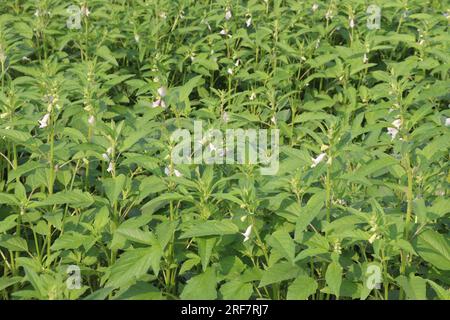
[0,0,449,300]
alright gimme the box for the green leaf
[295,191,326,236]
[52,232,95,252]
[180,267,217,300]
[287,275,318,300]
[0,129,31,143]
[113,281,164,300]
[268,230,296,263]
[179,220,238,239]
[220,280,253,300]
[413,230,450,270]
[259,262,301,287]
[0,193,19,206]
[83,287,114,300]
[396,274,427,300]
[325,261,343,299]
[427,280,450,300]
[0,276,22,291]
[33,190,94,208]
[115,228,156,246]
[197,237,217,272]
[96,45,118,66]
[23,266,45,298]
[0,215,18,233]
[141,193,192,215]
[106,247,160,288]
[0,235,28,252]
[103,174,126,204]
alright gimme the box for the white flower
[106,162,113,173]
[227,68,233,75]
[164,166,182,177]
[387,127,399,140]
[38,113,50,128]
[271,115,276,124]
[164,166,170,176]
[80,5,90,17]
[152,99,166,108]
[315,38,320,49]
[219,29,228,36]
[311,152,326,168]
[157,86,167,97]
[246,17,252,27]
[204,21,212,31]
[242,225,252,242]
[445,118,450,127]
[349,18,355,28]
[392,118,402,129]
[107,147,113,156]
[363,53,368,64]
[368,233,378,244]
[225,9,232,20]
[312,3,319,11]
[234,59,241,67]
[134,34,140,43]
[174,169,182,177]
[88,115,95,125]
[102,153,110,161]
[249,92,256,101]
[34,10,40,17]
[159,12,167,19]
[325,10,333,20]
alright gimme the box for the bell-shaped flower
[39,113,50,128]
[242,225,252,242]
[311,153,326,168]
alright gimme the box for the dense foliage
[0,0,449,300]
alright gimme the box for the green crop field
[0,0,449,300]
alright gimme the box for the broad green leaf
[325,261,343,299]
[180,267,217,300]
[0,215,18,233]
[259,262,301,287]
[198,236,217,272]
[268,230,296,263]
[287,276,318,300]
[51,232,92,251]
[103,174,126,204]
[413,230,450,270]
[33,190,94,208]
[220,280,253,300]
[427,280,450,300]
[107,247,161,288]
[396,275,427,300]
[0,235,28,252]
[295,191,326,236]
[179,220,238,239]
[0,193,19,206]
[0,276,22,291]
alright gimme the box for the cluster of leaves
[0,0,449,300]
